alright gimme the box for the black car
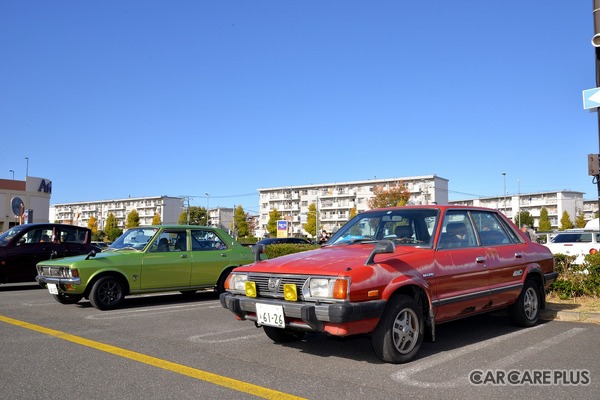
[256,237,311,245]
[0,223,95,285]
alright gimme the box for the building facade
[50,196,184,229]
[450,190,588,230]
[0,176,52,231]
[257,175,449,239]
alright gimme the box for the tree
[368,183,411,209]
[178,206,207,225]
[87,216,98,233]
[303,203,317,237]
[126,209,140,228]
[234,205,250,237]
[576,213,586,228]
[105,212,123,242]
[266,208,282,237]
[349,207,357,219]
[559,211,574,231]
[538,207,552,231]
[151,213,161,225]
[513,210,533,228]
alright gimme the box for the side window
[149,231,182,253]
[191,230,227,251]
[471,211,514,245]
[18,228,52,245]
[438,211,477,249]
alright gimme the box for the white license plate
[47,283,58,295]
[256,303,285,328]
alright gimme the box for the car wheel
[216,268,234,294]
[263,326,305,343]
[371,295,424,364]
[52,293,84,304]
[89,276,125,310]
[509,279,540,327]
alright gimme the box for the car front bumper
[220,292,386,332]
[36,275,81,286]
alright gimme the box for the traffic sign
[583,87,600,109]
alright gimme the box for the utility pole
[593,0,600,215]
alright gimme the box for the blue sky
[0,1,595,215]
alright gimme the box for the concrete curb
[541,307,600,323]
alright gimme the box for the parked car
[543,231,600,264]
[36,225,256,310]
[221,205,557,364]
[256,237,311,246]
[0,223,95,285]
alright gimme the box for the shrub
[264,243,320,259]
[548,253,600,299]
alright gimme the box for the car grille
[37,265,70,278]
[248,273,308,300]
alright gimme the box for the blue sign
[277,220,287,230]
[583,87,600,110]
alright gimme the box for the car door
[140,230,191,290]
[471,210,529,308]
[189,229,231,286]
[433,210,491,322]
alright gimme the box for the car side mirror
[365,239,395,265]
[252,244,265,262]
[85,249,97,260]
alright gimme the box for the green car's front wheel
[89,276,125,310]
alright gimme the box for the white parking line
[86,301,221,320]
[391,326,587,388]
[189,327,265,343]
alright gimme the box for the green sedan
[36,225,256,310]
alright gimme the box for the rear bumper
[220,292,386,332]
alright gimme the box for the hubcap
[523,287,539,320]
[392,308,419,354]
[99,281,120,305]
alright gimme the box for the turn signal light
[333,279,348,299]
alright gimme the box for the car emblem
[267,278,281,292]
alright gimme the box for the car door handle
[220,253,227,257]
[514,252,524,258]
[476,256,486,264]
[180,254,188,259]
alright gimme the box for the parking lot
[1,283,598,400]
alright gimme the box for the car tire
[508,279,540,327]
[263,326,305,343]
[216,268,234,294]
[371,295,424,364]
[52,293,84,305]
[89,276,125,310]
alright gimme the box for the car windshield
[109,227,159,251]
[0,225,26,246]
[327,208,439,247]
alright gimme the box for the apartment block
[257,175,449,238]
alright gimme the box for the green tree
[303,203,317,237]
[559,211,574,231]
[576,213,586,228]
[514,210,533,228]
[87,216,98,233]
[266,208,282,237]
[234,205,250,237]
[151,213,161,225]
[178,206,207,225]
[538,207,552,231]
[368,183,411,209]
[105,212,123,242]
[126,209,140,228]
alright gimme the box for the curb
[541,308,600,323]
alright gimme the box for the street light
[205,193,210,226]
[501,172,507,212]
[9,169,14,180]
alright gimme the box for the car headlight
[227,273,248,292]
[305,277,349,300]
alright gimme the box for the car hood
[36,249,138,265]
[241,243,417,275]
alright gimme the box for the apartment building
[257,175,449,238]
[450,190,589,230]
[50,196,184,229]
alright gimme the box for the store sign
[38,179,52,194]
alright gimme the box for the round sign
[11,197,24,216]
